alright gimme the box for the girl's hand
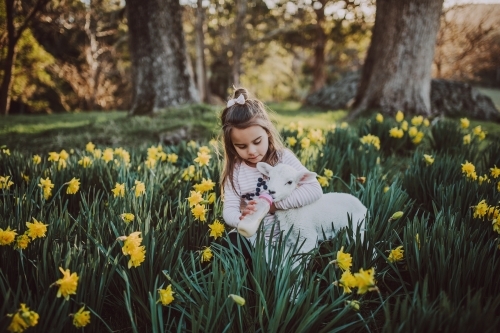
[239,200,257,220]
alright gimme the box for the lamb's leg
[288,236,318,303]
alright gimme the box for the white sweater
[222,149,323,240]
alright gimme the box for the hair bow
[226,94,246,107]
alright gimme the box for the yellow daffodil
[208,220,225,239]
[340,122,348,129]
[317,176,329,187]
[59,149,69,160]
[201,246,213,262]
[112,183,125,197]
[401,120,408,131]
[187,191,203,207]
[300,137,311,149]
[207,192,216,204]
[7,303,39,332]
[307,129,325,145]
[54,267,79,301]
[384,186,390,193]
[2,148,10,155]
[289,122,297,130]
[145,158,156,169]
[21,173,29,182]
[0,227,17,246]
[198,146,211,154]
[188,140,197,149]
[478,174,489,185]
[158,284,175,306]
[389,211,404,222]
[387,246,404,263]
[102,148,114,163]
[287,137,297,147]
[193,178,215,193]
[182,165,196,180]
[120,213,135,223]
[423,154,434,165]
[57,158,67,170]
[228,294,246,306]
[490,166,500,179]
[492,219,500,234]
[128,245,146,268]
[472,125,482,136]
[121,231,142,255]
[460,118,470,129]
[32,155,42,164]
[114,147,131,164]
[93,148,102,159]
[354,267,377,294]
[147,146,160,160]
[412,131,424,144]
[167,153,178,163]
[330,246,352,271]
[66,178,80,194]
[360,134,381,150]
[389,127,404,139]
[408,126,418,137]
[72,306,91,328]
[133,180,146,197]
[463,134,471,145]
[26,218,48,239]
[411,115,423,126]
[86,142,95,152]
[473,200,489,219]
[324,169,333,178]
[48,152,60,162]
[335,269,357,294]
[375,113,383,123]
[15,234,30,250]
[194,152,211,167]
[395,111,404,122]
[191,204,207,222]
[78,156,92,168]
[461,161,477,180]
[0,175,14,189]
[423,119,430,127]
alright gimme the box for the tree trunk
[0,0,17,115]
[195,0,209,103]
[232,0,247,87]
[126,0,198,116]
[349,0,444,119]
[310,1,327,94]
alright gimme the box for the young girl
[220,88,322,261]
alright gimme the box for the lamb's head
[256,162,317,202]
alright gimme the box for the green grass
[477,87,500,109]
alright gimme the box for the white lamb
[256,162,368,259]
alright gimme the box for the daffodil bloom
[121,231,143,255]
[461,161,477,180]
[158,284,175,306]
[182,165,196,180]
[55,267,79,300]
[340,122,348,129]
[208,220,225,239]
[492,219,500,234]
[2,148,10,155]
[193,178,215,193]
[401,121,408,131]
[15,234,30,250]
[167,153,178,163]
[307,129,325,145]
[145,158,156,169]
[120,213,135,223]
[0,226,17,246]
[335,269,357,294]
[48,152,60,162]
[21,173,29,182]
[188,140,197,149]
[147,146,160,160]
[65,178,80,194]
[360,134,381,150]
[412,131,424,144]
[473,200,489,219]
[331,246,352,271]
[86,141,95,152]
[383,186,390,193]
[408,126,418,137]
[134,180,146,197]
[324,169,333,178]
[207,192,216,204]
[395,110,404,122]
[0,175,14,189]
[72,306,91,328]
[286,137,297,147]
[32,155,42,164]
[490,166,500,179]
[472,125,482,136]
[157,151,167,161]
[460,118,470,129]
[389,127,404,139]
[114,147,131,164]
[26,218,48,239]
[228,294,246,306]
[198,146,211,154]
[476,130,486,140]
[411,115,423,126]
[187,191,203,207]
[478,174,489,185]
[191,204,207,222]
[93,149,102,158]
[300,137,311,149]
[78,156,92,168]
[128,245,146,268]
[57,158,67,170]
[7,303,39,332]
[375,113,383,123]
[201,246,213,262]
[194,152,211,167]
[423,154,434,165]
[289,122,297,130]
[387,246,404,263]
[463,134,471,145]
[317,176,329,187]
[423,119,430,126]
[354,267,377,294]
[112,183,125,197]
[102,148,114,163]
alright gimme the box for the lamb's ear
[256,162,273,176]
[297,171,318,183]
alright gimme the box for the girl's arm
[273,150,323,210]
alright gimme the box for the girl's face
[230,125,269,167]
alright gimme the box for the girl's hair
[220,88,284,193]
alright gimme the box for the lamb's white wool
[256,161,367,259]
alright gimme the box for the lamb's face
[256,162,317,202]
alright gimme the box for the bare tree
[195,0,209,102]
[0,0,52,115]
[349,0,444,119]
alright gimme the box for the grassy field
[478,87,500,109]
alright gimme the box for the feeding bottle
[237,193,273,237]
